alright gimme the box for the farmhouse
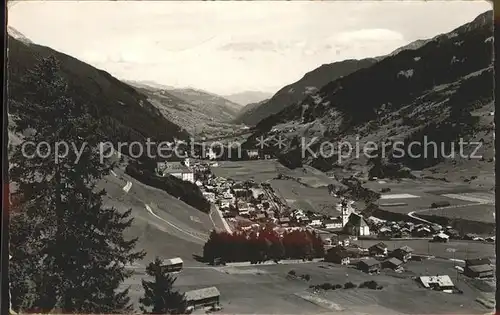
[382,257,404,271]
[161,257,183,272]
[432,233,450,243]
[325,247,350,265]
[323,217,343,230]
[185,286,221,310]
[464,264,494,279]
[464,258,494,279]
[246,149,259,159]
[357,258,381,273]
[159,162,195,183]
[391,246,413,262]
[418,275,454,291]
[344,213,370,236]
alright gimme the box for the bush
[288,270,296,276]
[125,161,210,213]
[344,282,357,289]
[301,274,311,281]
[335,284,342,289]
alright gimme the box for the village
[151,157,495,313]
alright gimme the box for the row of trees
[203,228,325,263]
[9,56,185,313]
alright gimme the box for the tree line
[9,56,186,314]
[203,228,325,263]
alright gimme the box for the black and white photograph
[6,1,495,314]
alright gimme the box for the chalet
[382,257,403,271]
[391,246,413,262]
[432,233,450,243]
[161,257,183,272]
[246,149,260,159]
[202,192,216,203]
[279,217,291,226]
[429,225,442,234]
[464,233,478,240]
[464,258,493,278]
[368,242,388,257]
[344,213,370,236]
[357,258,381,273]
[323,217,343,230]
[418,275,454,291]
[445,228,460,239]
[185,286,220,310]
[309,219,323,227]
[326,248,350,265]
[159,162,195,183]
[378,227,392,236]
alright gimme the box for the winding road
[408,202,491,224]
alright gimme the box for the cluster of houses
[323,238,494,285]
[369,219,494,243]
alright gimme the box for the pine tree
[140,258,187,314]
[9,55,145,313]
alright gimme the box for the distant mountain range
[128,83,245,137]
[223,91,273,107]
[8,29,189,147]
[234,34,441,128]
[245,10,494,182]
[233,58,378,126]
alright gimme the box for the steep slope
[8,34,189,144]
[223,91,273,106]
[234,58,378,126]
[246,11,494,184]
[168,88,243,122]
[129,84,244,137]
[235,99,269,124]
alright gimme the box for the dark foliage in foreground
[203,228,324,263]
[140,258,187,314]
[10,56,145,313]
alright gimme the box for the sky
[8,1,492,95]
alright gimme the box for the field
[211,160,335,187]
[211,160,284,182]
[351,239,495,261]
[97,167,214,265]
[270,179,341,215]
[364,178,495,223]
[417,204,495,223]
[123,258,494,314]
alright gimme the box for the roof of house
[370,242,387,250]
[467,264,493,273]
[185,286,220,301]
[358,258,380,268]
[465,258,491,266]
[329,250,349,258]
[434,233,450,239]
[419,275,454,288]
[347,213,369,227]
[162,257,183,266]
[383,257,403,267]
[163,162,191,174]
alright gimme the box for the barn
[185,286,221,310]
